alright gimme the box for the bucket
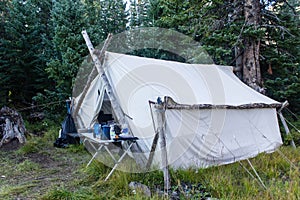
[101,125,111,140]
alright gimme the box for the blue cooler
[101,125,111,140]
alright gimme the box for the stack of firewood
[0,106,26,147]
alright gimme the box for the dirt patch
[17,152,56,167]
[0,138,24,152]
[0,141,91,199]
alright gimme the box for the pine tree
[261,1,300,113]
[0,0,52,107]
[129,0,151,27]
[128,0,212,62]
[98,0,128,35]
[136,0,300,113]
[83,0,104,45]
[40,0,128,112]
[45,0,89,104]
[0,0,10,105]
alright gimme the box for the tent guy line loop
[124,113,133,120]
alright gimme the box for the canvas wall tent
[73,50,283,170]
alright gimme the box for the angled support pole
[146,132,159,169]
[278,101,296,149]
[75,30,126,126]
[146,101,160,169]
[72,31,113,125]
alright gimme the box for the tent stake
[278,101,296,148]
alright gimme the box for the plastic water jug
[110,124,115,140]
[93,123,101,139]
[101,125,110,140]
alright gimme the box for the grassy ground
[0,123,299,199]
[0,127,91,200]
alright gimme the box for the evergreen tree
[41,0,128,112]
[0,0,10,105]
[98,0,128,35]
[0,0,52,107]
[83,0,104,45]
[137,0,300,112]
[128,0,212,62]
[45,0,89,104]
[261,1,300,113]
[129,0,151,27]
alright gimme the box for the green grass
[0,183,38,197]
[41,187,99,200]
[68,147,299,200]
[16,159,41,172]
[1,120,300,199]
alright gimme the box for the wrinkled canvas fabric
[75,52,282,169]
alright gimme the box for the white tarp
[164,108,281,168]
[75,51,282,169]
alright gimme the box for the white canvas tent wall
[74,51,282,169]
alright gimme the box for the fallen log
[0,106,26,147]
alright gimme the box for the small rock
[129,181,151,197]
[1,175,5,178]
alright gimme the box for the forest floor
[0,127,299,200]
[0,138,91,200]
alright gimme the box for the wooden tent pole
[156,103,171,193]
[278,112,296,148]
[80,31,147,168]
[72,31,113,124]
[146,132,159,169]
[74,31,126,126]
[146,101,159,169]
[278,101,296,149]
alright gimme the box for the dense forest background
[0,0,299,116]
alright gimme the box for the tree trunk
[0,106,26,147]
[231,0,243,79]
[242,0,264,93]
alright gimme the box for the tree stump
[0,106,26,148]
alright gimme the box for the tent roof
[104,52,281,107]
